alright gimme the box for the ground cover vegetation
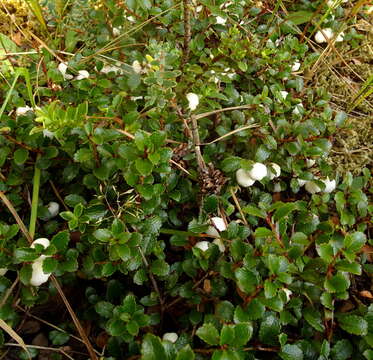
[0,0,372,359]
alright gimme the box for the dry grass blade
[0,192,98,360]
[0,191,33,244]
[51,278,98,360]
[194,105,254,121]
[230,187,248,226]
[23,0,48,33]
[200,124,260,145]
[0,276,19,309]
[0,319,31,360]
[4,342,74,360]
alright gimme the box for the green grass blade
[0,72,21,120]
[348,74,373,112]
[29,154,41,239]
[23,0,48,33]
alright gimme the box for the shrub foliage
[0,0,372,359]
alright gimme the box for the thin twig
[230,188,248,226]
[137,245,164,309]
[165,271,215,310]
[0,192,33,243]
[15,305,101,356]
[0,276,19,309]
[191,114,207,174]
[266,215,284,249]
[49,180,69,211]
[170,159,192,176]
[2,135,42,153]
[51,278,98,360]
[194,105,254,121]
[200,124,259,145]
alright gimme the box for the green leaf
[338,315,368,336]
[196,323,220,345]
[264,280,277,299]
[221,156,242,172]
[331,339,352,360]
[49,330,69,345]
[279,344,304,360]
[235,268,258,294]
[93,229,112,242]
[344,232,366,253]
[243,205,267,219]
[246,298,265,320]
[234,322,253,347]
[303,308,324,332]
[335,111,347,127]
[122,294,137,314]
[151,259,170,277]
[51,230,70,252]
[324,272,350,293]
[317,244,334,263]
[141,334,167,360]
[126,320,139,336]
[95,301,114,318]
[19,264,32,284]
[254,227,272,237]
[216,301,234,322]
[176,345,195,360]
[108,319,126,337]
[220,324,235,345]
[321,292,334,310]
[259,314,281,345]
[42,257,57,273]
[135,158,153,176]
[273,203,297,221]
[363,350,373,360]
[14,248,38,263]
[212,350,240,360]
[111,219,125,237]
[335,260,361,275]
[14,148,29,165]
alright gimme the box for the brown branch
[244,284,264,306]
[191,115,207,174]
[182,0,191,66]
[266,215,285,248]
[2,135,42,153]
[137,245,164,310]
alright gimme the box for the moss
[0,0,39,35]
[318,21,373,174]
[328,116,373,175]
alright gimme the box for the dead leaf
[339,301,355,313]
[361,245,373,262]
[21,320,40,335]
[359,290,373,299]
[203,279,211,294]
[95,332,109,348]
[11,32,23,46]
[32,333,48,347]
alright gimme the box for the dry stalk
[182,0,191,66]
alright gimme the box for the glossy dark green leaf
[151,259,170,277]
[176,345,195,360]
[51,230,70,252]
[14,148,28,165]
[338,315,368,336]
[280,344,304,360]
[196,323,219,345]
